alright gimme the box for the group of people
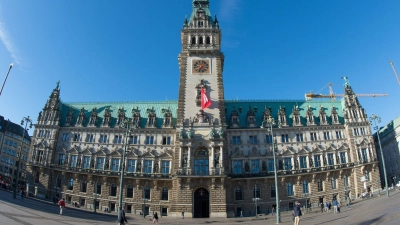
[320,199,343,214]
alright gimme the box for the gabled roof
[159,150,173,158]
[231,148,245,158]
[142,150,155,158]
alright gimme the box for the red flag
[201,88,211,109]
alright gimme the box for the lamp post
[252,197,261,218]
[93,192,98,213]
[263,117,281,223]
[142,197,148,218]
[370,114,389,197]
[0,63,13,96]
[117,118,133,224]
[302,193,308,212]
[13,116,32,199]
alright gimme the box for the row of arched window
[234,177,349,200]
[66,179,168,200]
[191,36,211,45]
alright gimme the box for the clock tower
[173,0,228,218]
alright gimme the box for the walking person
[272,206,275,215]
[153,212,159,224]
[58,198,66,215]
[333,199,338,214]
[320,202,324,213]
[181,211,184,219]
[293,201,302,225]
[118,207,128,225]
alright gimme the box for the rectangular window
[340,152,346,164]
[96,157,105,170]
[353,128,360,136]
[70,155,77,167]
[249,135,257,144]
[62,133,69,141]
[162,136,171,145]
[361,148,368,162]
[284,158,292,170]
[83,156,91,169]
[300,156,307,169]
[233,160,242,174]
[127,159,136,172]
[323,132,330,140]
[331,178,337,189]
[161,161,170,174]
[251,160,260,173]
[111,158,120,171]
[59,154,65,165]
[310,132,317,141]
[129,136,138,144]
[296,134,304,142]
[232,136,241,145]
[87,134,94,143]
[314,155,321,167]
[336,131,342,139]
[144,160,153,173]
[268,159,274,172]
[145,136,154,145]
[281,134,289,143]
[360,128,366,135]
[114,135,122,144]
[99,135,108,143]
[266,135,273,144]
[73,133,81,142]
[327,154,334,165]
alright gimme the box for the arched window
[235,186,243,200]
[303,181,309,194]
[126,185,134,198]
[95,182,102,195]
[287,183,294,196]
[365,171,370,181]
[191,37,196,44]
[199,37,203,44]
[81,181,87,192]
[253,185,261,198]
[68,178,74,190]
[144,186,151,199]
[331,177,336,189]
[110,183,117,196]
[206,36,211,44]
[161,187,168,200]
[317,179,323,192]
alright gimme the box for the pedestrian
[272,206,275,215]
[240,210,243,218]
[58,198,66,215]
[293,201,302,225]
[118,207,128,225]
[347,197,351,208]
[333,199,338,214]
[328,202,331,212]
[320,202,324,213]
[153,212,159,224]
[181,211,184,219]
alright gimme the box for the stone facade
[26,0,381,218]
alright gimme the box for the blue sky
[0,0,399,133]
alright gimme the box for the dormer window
[117,107,126,126]
[306,106,315,126]
[77,108,86,126]
[102,107,112,127]
[198,21,203,27]
[146,108,156,128]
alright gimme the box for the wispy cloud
[217,0,242,22]
[0,21,20,65]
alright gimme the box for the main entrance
[193,188,209,218]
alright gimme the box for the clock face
[192,60,210,74]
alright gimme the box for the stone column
[211,146,215,168]
[179,147,182,168]
[188,147,192,169]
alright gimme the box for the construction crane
[389,60,400,85]
[305,80,388,101]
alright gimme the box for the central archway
[193,188,209,218]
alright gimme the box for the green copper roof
[188,0,215,26]
[224,99,345,128]
[374,115,400,139]
[60,101,178,128]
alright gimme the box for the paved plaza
[0,189,399,225]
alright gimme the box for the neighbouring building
[26,0,381,218]
[374,116,400,188]
[0,115,31,188]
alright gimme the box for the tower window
[198,21,203,27]
[191,37,196,44]
[199,37,203,44]
[206,36,210,44]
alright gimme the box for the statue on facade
[209,129,215,138]
[77,158,81,167]
[179,130,184,139]
[154,163,159,173]
[105,160,109,169]
[137,162,142,172]
[244,162,250,172]
[91,159,95,168]
[262,161,267,172]
[187,130,192,139]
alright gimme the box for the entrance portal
[193,188,209,218]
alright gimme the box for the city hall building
[27,0,380,218]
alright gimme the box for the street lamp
[117,118,134,224]
[142,197,148,218]
[252,197,261,218]
[13,116,32,199]
[93,192,98,213]
[370,114,389,197]
[263,117,281,223]
[302,193,308,212]
[0,63,13,96]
